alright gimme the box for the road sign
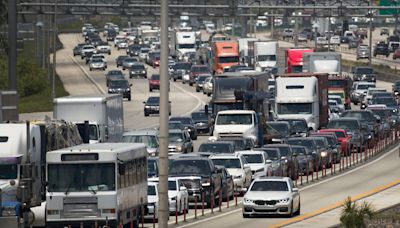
[380,0,400,15]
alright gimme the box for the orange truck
[285,48,314,73]
[211,41,240,74]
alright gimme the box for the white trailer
[303,52,342,76]
[46,143,148,227]
[0,121,82,227]
[170,31,196,59]
[275,76,320,130]
[254,41,278,71]
[53,94,124,143]
[237,38,258,65]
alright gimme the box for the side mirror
[244,164,251,168]
[179,186,187,191]
[265,159,272,164]
[293,187,299,192]
[129,84,133,87]
[143,101,146,104]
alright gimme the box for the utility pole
[8,0,17,90]
[368,0,373,66]
[271,10,274,39]
[158,0,169,227]
[52,0,57,99]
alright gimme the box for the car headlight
[187,128,192,132]
[321,151,327,157]
[126,88,130,91]
[142,70,146,73]
[202,179,211,187]
[367,134,372,139]
[279,198,291,203]
[145,105,150,108]
[176,146,182,152]
[244,198,254,204]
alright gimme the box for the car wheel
[149,88,153,92]
[196,87,200,92]
[242,213,250,218]
[289,203,294,218]
[89,68,92,71]
[189,82,193,86]
[207,93,211,97]
[128,96,131,101]
[122,67,125,70]
[173,78,177,82]
[144,112,149,117]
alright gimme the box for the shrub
[340,197,375,228]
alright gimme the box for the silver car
[356,45,370,60]
[122,129,159,156]
[89,58,107,71]
[168,129,193,154]
[242,177,300,218]
[122,57,139,70]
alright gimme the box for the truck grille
[62,197,100,218]
[219,132,244,137]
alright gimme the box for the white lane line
[175,144,399,227]
[170,82,207,117]
[69,56,106,94]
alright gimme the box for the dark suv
[107,79,132,101]
[341,110,378,142]
[171,62,192,81]
[169,157,223,207]
[352,66,376,82]
[262,144,299,180]
[129,63,147,79]
[373,41,390,57]
[169,116,198,140]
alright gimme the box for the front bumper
[130,72,147,78]
[145,107,160,114]
[243,201,292,215]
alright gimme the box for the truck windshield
[214,103,244,113]
[77,124,99,141]
[178,44,195,49]
[291,66,303,73]
[216,114,253,125]
[0,164,17,179]
[258,55,276,61]
[218,56,239,64]
[148,185,157,196]
[48,163,115,192]
[278,103,312,115]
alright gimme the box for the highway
[20,30,400,227]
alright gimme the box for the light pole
[158,0,169,227]
[52,0,57,100]
[293,11,302,47]
[367,0,373,66]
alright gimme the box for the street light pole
[52,0,57,99]
[8,0,17,90]
[368,0,373,66]
[158,0,169,227]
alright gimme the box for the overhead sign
[380,0,400,15]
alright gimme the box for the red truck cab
[212,41,240,74]
[285,48,314,73]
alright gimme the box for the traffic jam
[2,15,400,227]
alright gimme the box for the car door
[289,179,300,210]
[240,156,252,187]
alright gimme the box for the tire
[128,96,131,101]
[242,213,250,218]
[196,87,200,92]
[89,68,92,71]
[189,82,193,86]
[294,202,301,216]
[123,67,125,70]
[289,203,294,218]
[144,112,149,117]
[173,78,176,82]
[149,87,152,92]
[207,93,211,97]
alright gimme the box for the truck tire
[173,78,176,82]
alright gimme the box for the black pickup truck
[169,157,222,207]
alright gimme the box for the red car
[318,129,352,156]
[189,65,210,86]
[152,56,160,68]
[393,48,400,60]
[149,74,160,92]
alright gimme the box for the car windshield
[131,65,145,70]
[169,122,183,130]
[257,55,276,61]
[148,185,157,195]
[197,76,208,82]
[148,160,158,177]
[169,132,184,142]
[287,139,315,151]
[169,160,211,176]
[48,163,115,192]
[147,97,160,104]
[355,68,374,74]
[292,147,307,155]
[124,58,137,63]
[332,131,345,138]
[140,49,151,53]
[267,123,289,135]
[198,143,231,153]
[107,71,123,76]
[174,63,192,70]
[263,150,279,160]
[278,103,312,114]
[216,114,252,125]
[372,97,397,106]
[192,66,209,73]
[218,56,239,63]
[250,181,288,191]
[192,112,207,120]
[168,181,177,190]
[170,118,191,125]
[122,135,158,148]
[329,97,343,104]
[370,109,389,118]
[327,120,359,131]
[211,158,241,169]
[342,112,374,121]
[91,59,103,63]
[109,80,129,87]
[313,138,326,147]
[357,84,375,90]
[242,154,263,163]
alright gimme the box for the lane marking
[170,81,207,116]
[174,144,399,227]
[69,56,106,94]
[270,179,400,228]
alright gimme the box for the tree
[340,197,375,228]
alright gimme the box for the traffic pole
[210,189,214,214]
[235,185,238,207]
[226,187,229,208]
[219,189,222,212]
[201,191,205,216]
[141,204,144,228]
[153,205,156,228]
[183,200,186,222]
[175,198,178,225]
[194,195,198,219]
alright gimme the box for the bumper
[187,190,203,202]
[130,73,146,78]
[0,216,19,227]
[242,202,292,215]
[149,84,160,89]
[108,91,130,98]
[145,108,159,114]
[46,218,117,228]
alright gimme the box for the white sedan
[235,150,271,179]
[243,177,300,218]
[145,182,159,220]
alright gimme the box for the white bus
[46,143,148,227]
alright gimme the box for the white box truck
[253,41,278,71]
[302,52,342,76]
[53,94,124,143]
[170,31,196,59]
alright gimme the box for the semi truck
[285,48,314,73]
[302,52,351,102]
[238,37,258,65]
[252,41,278,71]
[211,41,240,74]
[275,73,329,130]
[169,31,196,60]
[0,121,83,227]
[53,94,124,143]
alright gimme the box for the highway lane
[177,144,400,228]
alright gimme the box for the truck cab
[254,41,278,72]
[285,48,314,73]
[212,41,240,74]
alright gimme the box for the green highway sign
[380,0,400,15]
